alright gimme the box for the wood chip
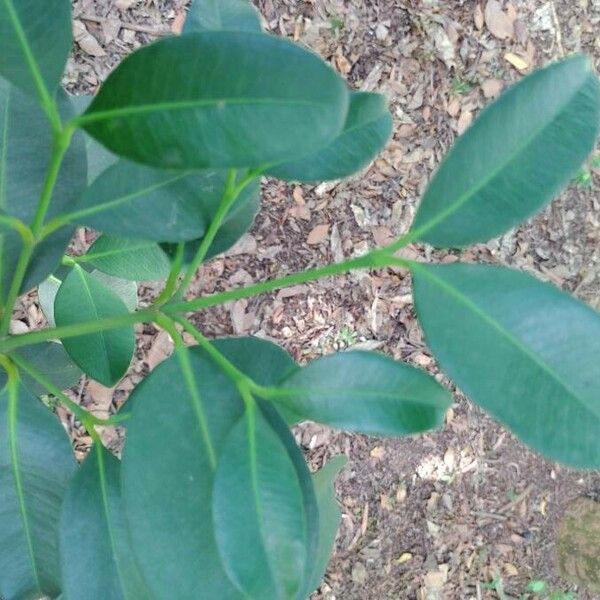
[481,78,504,98]
[484,0,514,39]
[474,4,485,29]
[306,224,329,245]
[73,20,106,57]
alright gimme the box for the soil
[21,0,600,598]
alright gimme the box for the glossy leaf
[37,275,61,327]
[71,164,259,242]
[82,235,171,281]
[54,266,135,386]
[410,55,600,247]
[0,381,76,599]
[122,348,245,599]
[39,269,137,327]
[60,445,149,599]
[211,336,297,384]
[0,0,72,98]
[412,262,600,467]
[268,92,393,182]
[15,342,82,396]
[81,32,349,169]
[183,0,262,33]
[276,351,451,435]
[90,271,138,313]
[307,455,347,594]
[259,400,319,599]
[0,79,86,297]
[169,186,260,263]
[213,407,307,599]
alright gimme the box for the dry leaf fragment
[481,78,504,98]
[73,20,106,57]
[456,110,473,135]
[171,10,187,34]
[484,0,514,39]
[115,0,138,9]
[504,52,528,71]
[474,4,485,29]
[306,224,329,245]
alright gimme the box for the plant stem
[30,126,74,236]
[0,309,156,353]
[0,239,34,337]
[153,242,185,307]
[175,168,259,298]
[0,215,34,243]
[164,249,394,315]
[0,125,74,336]
[170,315,262,393]
[10,352,129,428]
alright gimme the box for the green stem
[10,352,129,428]
[153,242,185,307]
[0,250,414,354]
[0,215,34,243]
[175,168,260,298]
[0,125,74,336]
[0,309,156,353]
[30,126,74,236]
[171,315,262,393]
[164,249,393,315]
[0,239,34,337]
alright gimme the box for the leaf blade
[412,262,600,467]
[81,32,349,169]
[410,55,600,247]
[54,266,135,386]
[213,407,308,599]
[0,381,76,599]
[60,445,150,600]
[268,92,393,182]
[276,351,451,435]
[183,0,262,33]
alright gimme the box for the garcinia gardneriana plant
[0,0,599,598]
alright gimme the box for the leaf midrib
[76,269,113,382]
[95,447,132,598]
[412,70,591,241]
[77,98,331,126]
[415,265,600,421]
[8,381,43,593]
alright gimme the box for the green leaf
[0,0,72,99]
[71,164,259,242]
[258,400,319,599]
[15,342,82,396]
[168,184,260,263]
[37,275,61,327]
[184,0,262,33]
[276,351,451,436]
[90,271,138,313]
[307,455,347,594]
[268,92,393,182]
[38,269,137,327]
[121,348,245,599]
[410,55,600,247]
[54,266,135,386]
[0,381,76,599]
[0,79,86,297]
[412,262,600,467]
[80,32,349,169]
[60,444,150,600]
[213,406,308,599]
[81,235,171,281]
